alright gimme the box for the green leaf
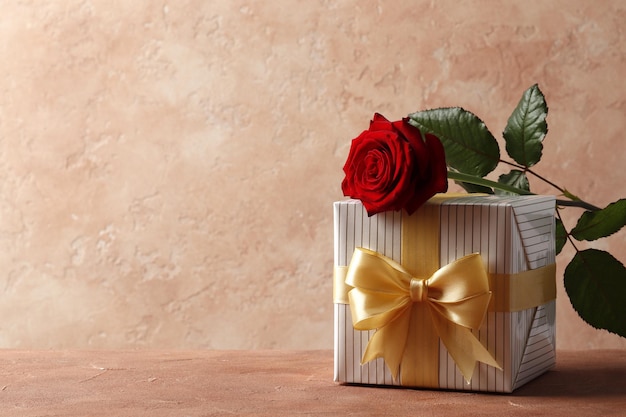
[503,84,548,168]
[456,181,494,195]
[555,217,567,255]
[564,249,626,337]
[447,171,533,196]
[408,107,500,177]
[495,170,530,196]
[571,198,626,241]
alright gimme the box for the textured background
[0,1,624,350]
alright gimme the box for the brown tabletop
[1,349,624,416]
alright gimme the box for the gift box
[333,194,557,393]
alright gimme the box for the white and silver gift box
[333,195,557,393]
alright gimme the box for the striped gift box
[333,195,556,393]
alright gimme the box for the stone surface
[0,1,624,350]
[0,350,625,416]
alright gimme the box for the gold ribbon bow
[346,247,501,385]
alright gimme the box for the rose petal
[369,113,393,132]
[393,118,429,177]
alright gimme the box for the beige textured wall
[0,1,624,350]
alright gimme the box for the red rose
[341,113,448,216]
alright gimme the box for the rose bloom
[341,113,448,216]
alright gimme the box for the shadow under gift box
[333,194,557,393]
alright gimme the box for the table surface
[1,349,625,416]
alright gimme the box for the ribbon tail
[361,310,411,381]
[431,311,501,383]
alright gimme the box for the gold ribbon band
[333,263,556,312]
[490,263,557,312]
[333,266,350,305]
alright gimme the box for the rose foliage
[405,84,626,339]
